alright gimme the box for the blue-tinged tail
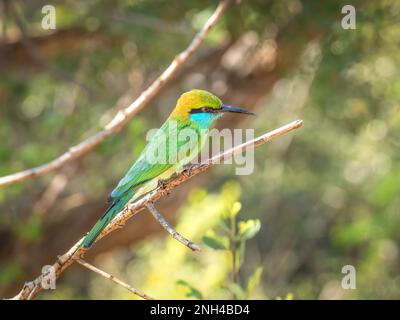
[82,191,133,248]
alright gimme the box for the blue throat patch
[189,112,222,129]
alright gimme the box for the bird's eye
[202,107,211,112]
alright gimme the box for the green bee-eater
[82,89,254,248]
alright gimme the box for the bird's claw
[184,164,195,176]
[157,178,168,189]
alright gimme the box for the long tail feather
[82,191,133,248]
[81,205,117,248]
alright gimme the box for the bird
[82,89,254,248]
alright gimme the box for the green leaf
[176,280,204,300]
[246,267,263,298]
[238,219,261,240]
[202,234,228,250]
[231,202,242,217]
[221,201,242,220]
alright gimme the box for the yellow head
[170,89,254,123]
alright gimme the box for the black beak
[219,105,255,115]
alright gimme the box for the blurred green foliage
[201,201,263,299]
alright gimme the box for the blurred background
[1,0,399,299]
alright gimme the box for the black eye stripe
[190,106,216,114]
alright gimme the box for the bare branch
[8,240,82,300]
[75,259,154,300]
[8,119,303,300]
[146,202,201,251]
[0,0,231,188]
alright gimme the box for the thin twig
[8,119,303,300]
[0,0,232,188]
[146,202,201,251]
[75,258,154,300]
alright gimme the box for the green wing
[109,119,191,200]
